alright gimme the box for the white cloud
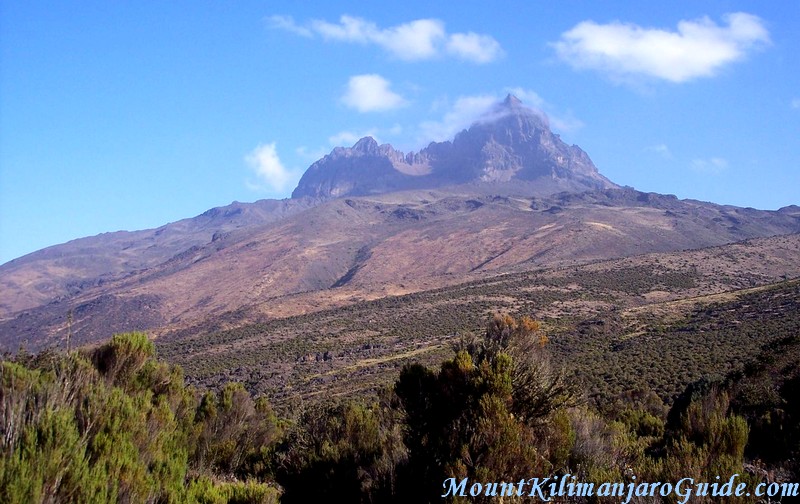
[265,15,312,37]
[446,32,504,63]
[691,157,728,174]
[504,87,545,109]
[419,94,497,142]
[552,12,770,83]
[646,144,673,159]
[245,143,298,192]
[373,18,445,61]
[419,89,585,143]
[792,98,800,110]
[269,14,502,63]
[341,74,406,112]
[504,87,584,133]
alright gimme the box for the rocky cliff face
[292,94,618,199]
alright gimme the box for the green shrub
[1,332,282,503]
[187,477,280,504]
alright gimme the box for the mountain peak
[481,93,549,132]
[352,136,379,154]
[292,95,619,199]
[502,93,523,108]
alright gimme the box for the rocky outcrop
[290,137,433,199]
[291,94,618,199]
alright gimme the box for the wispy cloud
[646,144,673,159]
[504,87,545,109]
[419,88,583,143]
[503,87,585,133]
[419,94,497,142]
[792,98,800,110]
[552,12,770,83]
[268,14,503,63]
[341,74,407,113]
[266,15,312,37]
[691,157,728,174]
[245,143,299,192]
[446,32,503,63]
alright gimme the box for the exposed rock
[292,94,617,199]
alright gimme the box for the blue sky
[1,1,798,264]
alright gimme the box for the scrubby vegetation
[155,264,800,422]
[3,309,799,502]
[1,332,280,503]
[558,280,800,407]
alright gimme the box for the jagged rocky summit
[291,94,618,199]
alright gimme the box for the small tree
[395,314,576,502]
[456,314,577,425]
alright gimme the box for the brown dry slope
[1,188,798,353]
[0,198,317,316]
[1,96,798,352]
[150,233,800,408]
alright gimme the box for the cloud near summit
[245,143,299,193]
[268,14,503,63]
[552,12,769,83]
[341,74,407,113]
[419,88,583,144]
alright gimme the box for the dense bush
[0,333,280,503]
[275,397,406,503]
[4,309,799,502]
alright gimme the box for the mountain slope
[0,198,317,316]
[2,187,799,352]
[151,238,800,407]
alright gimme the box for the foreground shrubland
[2,315,798,502]
[1,333,280,503]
